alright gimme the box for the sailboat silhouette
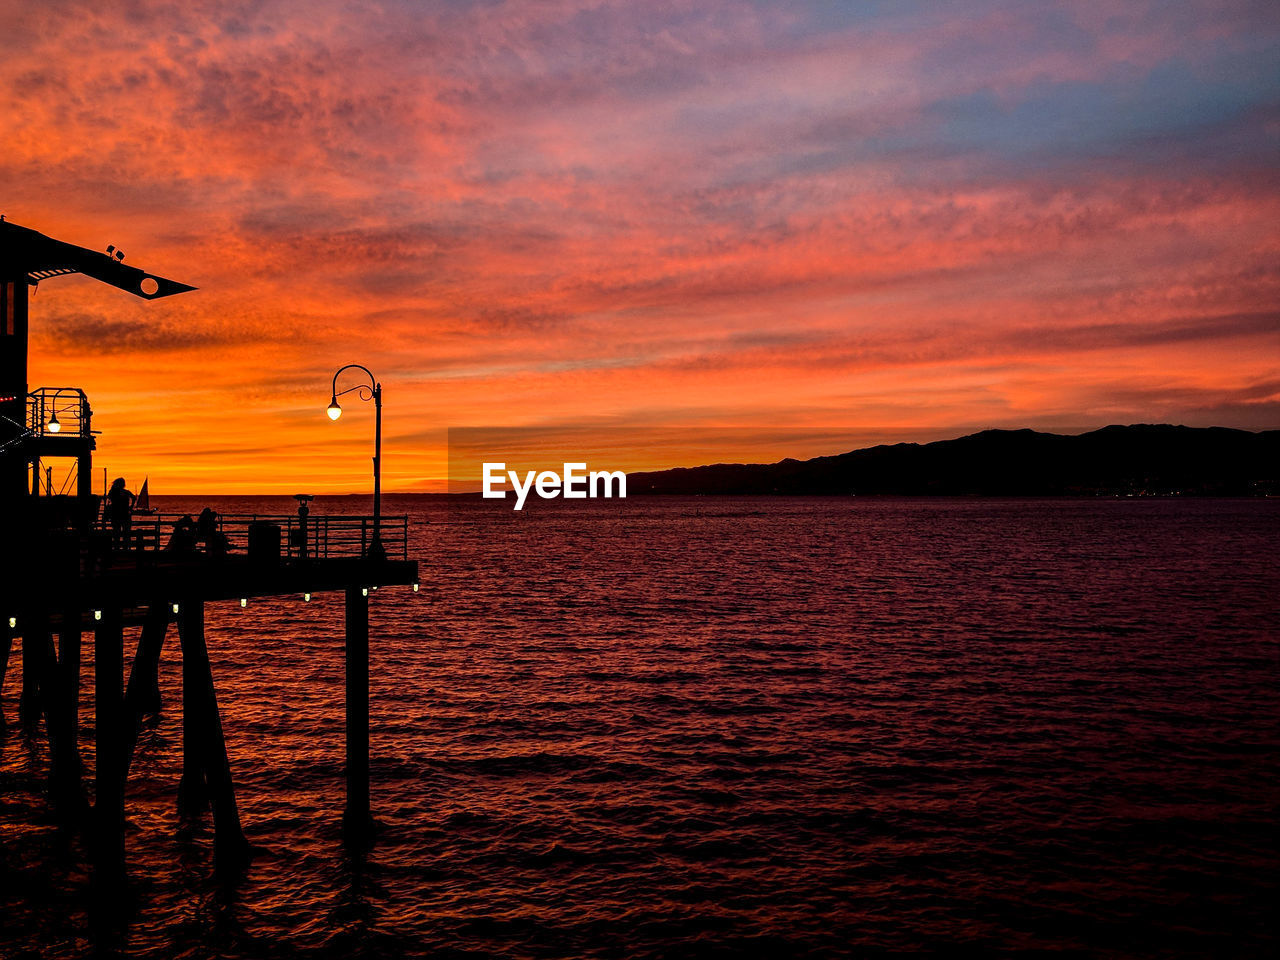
[135,476,153,515]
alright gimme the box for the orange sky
[3,1,1278,492]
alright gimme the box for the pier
[0,220,418,883]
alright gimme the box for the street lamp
[327,364,385,561]
[41,386,87,434]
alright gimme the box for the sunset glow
[4,0,1277,492]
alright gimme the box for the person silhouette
[106,477,135,551]
[196,507,231,556]
[165,514,197,553]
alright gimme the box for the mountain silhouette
[626,425,1280,496]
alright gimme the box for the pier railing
[27,386,91,438]
[104,513,410,561]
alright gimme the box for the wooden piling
[177,602,208,816]
[120,601,169,783]
[49,607,85,815]
[19,610,44,731]
[343,585,373,847]
[177,600,248,874]
[128,601,168,717]
[0,617,11,729]
[94,605,125,880]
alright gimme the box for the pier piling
[177,600,248,873]
[94,606,125,880]
[19,613,44,731]
[121,601,169,782]
[0,619,10,729]
[129,601,168,717]
[343,584,373,847]
[177,602,209,816]
[49,606,84,815]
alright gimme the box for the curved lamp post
[43,386,88,434]
[327,364,386,561]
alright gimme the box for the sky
[2,0,1278,493]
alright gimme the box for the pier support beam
[128,601,168,717]
[343,585,373,848]
[121,601,169,782]
[94,605,125,881]
[177,602,208,816]
[49,607,85,815]
[177,600,248,875]
[0,617,10,730]
[19,609,48,732]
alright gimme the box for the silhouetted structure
[0,220,417,889]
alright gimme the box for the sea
[2,496,1278,958]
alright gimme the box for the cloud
[3,0,1278,489]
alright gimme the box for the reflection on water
[2,497,1279,957]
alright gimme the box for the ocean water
[2,496,1279,958]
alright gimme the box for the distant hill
[626,425,1280,496]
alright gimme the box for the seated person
[196,507,232,556]
[164,515,198,553]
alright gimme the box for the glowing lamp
[47,413,61,433]
[326,365,385,560]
